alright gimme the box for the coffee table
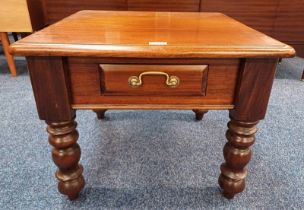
[10,11,295,200]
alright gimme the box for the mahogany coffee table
[10,11,295,200]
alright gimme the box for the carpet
[0,55,303,209]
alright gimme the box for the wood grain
[25,0,304,58]
[219,119,258,199]
[230,58,278,122]
[10,11,295,58]
[68,58,240,107]
[43,0,127,25]
[218,58,279,199]
[41,0,200,25]
[274,1,304,42]
[201,0,278,36]
[128,0,200,12]
[100,64,208,96]
[26,0,46,31]
[0,0,33,32]
[21,11,286,200]
[292,43,304,57]
[72,104,234,110]
[26,57,74,121]
[47,118,85,200]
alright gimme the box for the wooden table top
[10,10,295,58]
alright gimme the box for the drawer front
[68,58,240,109]
[99,64,208,96]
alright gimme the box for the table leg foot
[301,69,304,81]
[219,118,258,199]
[193,109,208,120]
[93,109,107,120]
[47,119,85,200]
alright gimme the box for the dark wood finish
[100,64,208,96]
[68,58,239,108]
[219,118,258,199]
[11,11,295,200]
[94,109,209,120]
[26,0,46,31]
[200,0,304,64]
[42,0,127,25]
[26,56,86,199]
[12,33,19,42]
[40,0,200,26]
[128,0,200,12]
[193,109,208,120]
[273,1,304,42]
[231,59,278,122]
[26,57,74,121]
[93,109,107,119]
[201,0,278,36]
[301,69,304,81]
[219,58,278,198]
[47,118,85,200]
[292,43,304,58]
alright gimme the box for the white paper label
[148,42,168,46]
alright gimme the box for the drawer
[99,64,208,96]
[68,58,240,109]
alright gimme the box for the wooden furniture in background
[0,33,17,76]
[200,0,304,80]
[25,0,304,80]
[10,11,295,200]
[28,0,304,57]
[0,0,44,76]
[1,0,303,78]
[0,0,33,32]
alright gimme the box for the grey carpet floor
[0,55,303,210]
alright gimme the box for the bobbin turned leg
[93,109,107,119]
[216,58,279,198]
[26,57,87,200]
[218,118,258,199]
[193,109,208,120]
[47,118,85,200]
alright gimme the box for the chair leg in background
[0,32,17,76]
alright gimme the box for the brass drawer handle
[128,71,180,88]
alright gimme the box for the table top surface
[10,10,295,58]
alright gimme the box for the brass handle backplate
[128,71,180,88]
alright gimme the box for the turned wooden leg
[0,32,17,76]
[47,118,85,200]
[218,59,278,198]
[193,109,208,120]
[301,69,304,81]
[93,109,107,119]
[218,118,258,199]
